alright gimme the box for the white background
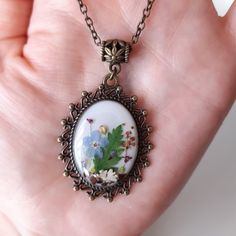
[144,1,236,236]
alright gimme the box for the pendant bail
[101,39,132,64]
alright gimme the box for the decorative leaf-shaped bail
[101,39,132,64]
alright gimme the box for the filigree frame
[57,81,153,202]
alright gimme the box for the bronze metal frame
[58,81,153,202]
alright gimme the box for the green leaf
[93,156,103,172]
[93,125,124,172]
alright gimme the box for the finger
[0,0,33,59]
[224,1,236,40]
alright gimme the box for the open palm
[0,0,236,235]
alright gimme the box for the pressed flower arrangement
[81,119,136,185]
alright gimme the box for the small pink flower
[123,155,132,163]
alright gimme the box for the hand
[0,1,236,235]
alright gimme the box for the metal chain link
[77,0,155,47]
[77,0,102,46]
[131,0,155,44]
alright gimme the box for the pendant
[58,40,153,202]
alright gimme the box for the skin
[0,0,236,235]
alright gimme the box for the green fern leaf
[94,125,124,172]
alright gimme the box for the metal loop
[109,63,121,75]
[103,73,119,88]
[85,17,93,25]
[80,5,87,14]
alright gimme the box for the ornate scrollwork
[58,81,153,202]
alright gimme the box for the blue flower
[83,131,108,158]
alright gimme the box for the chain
[131,0,155,44]
[77,0,155,46]
[77,0,102,46]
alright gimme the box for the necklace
[58,0,155,202]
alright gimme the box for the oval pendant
[73,100,138,187]
[58,81,153,202]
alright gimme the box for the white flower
[99,169,118,183]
